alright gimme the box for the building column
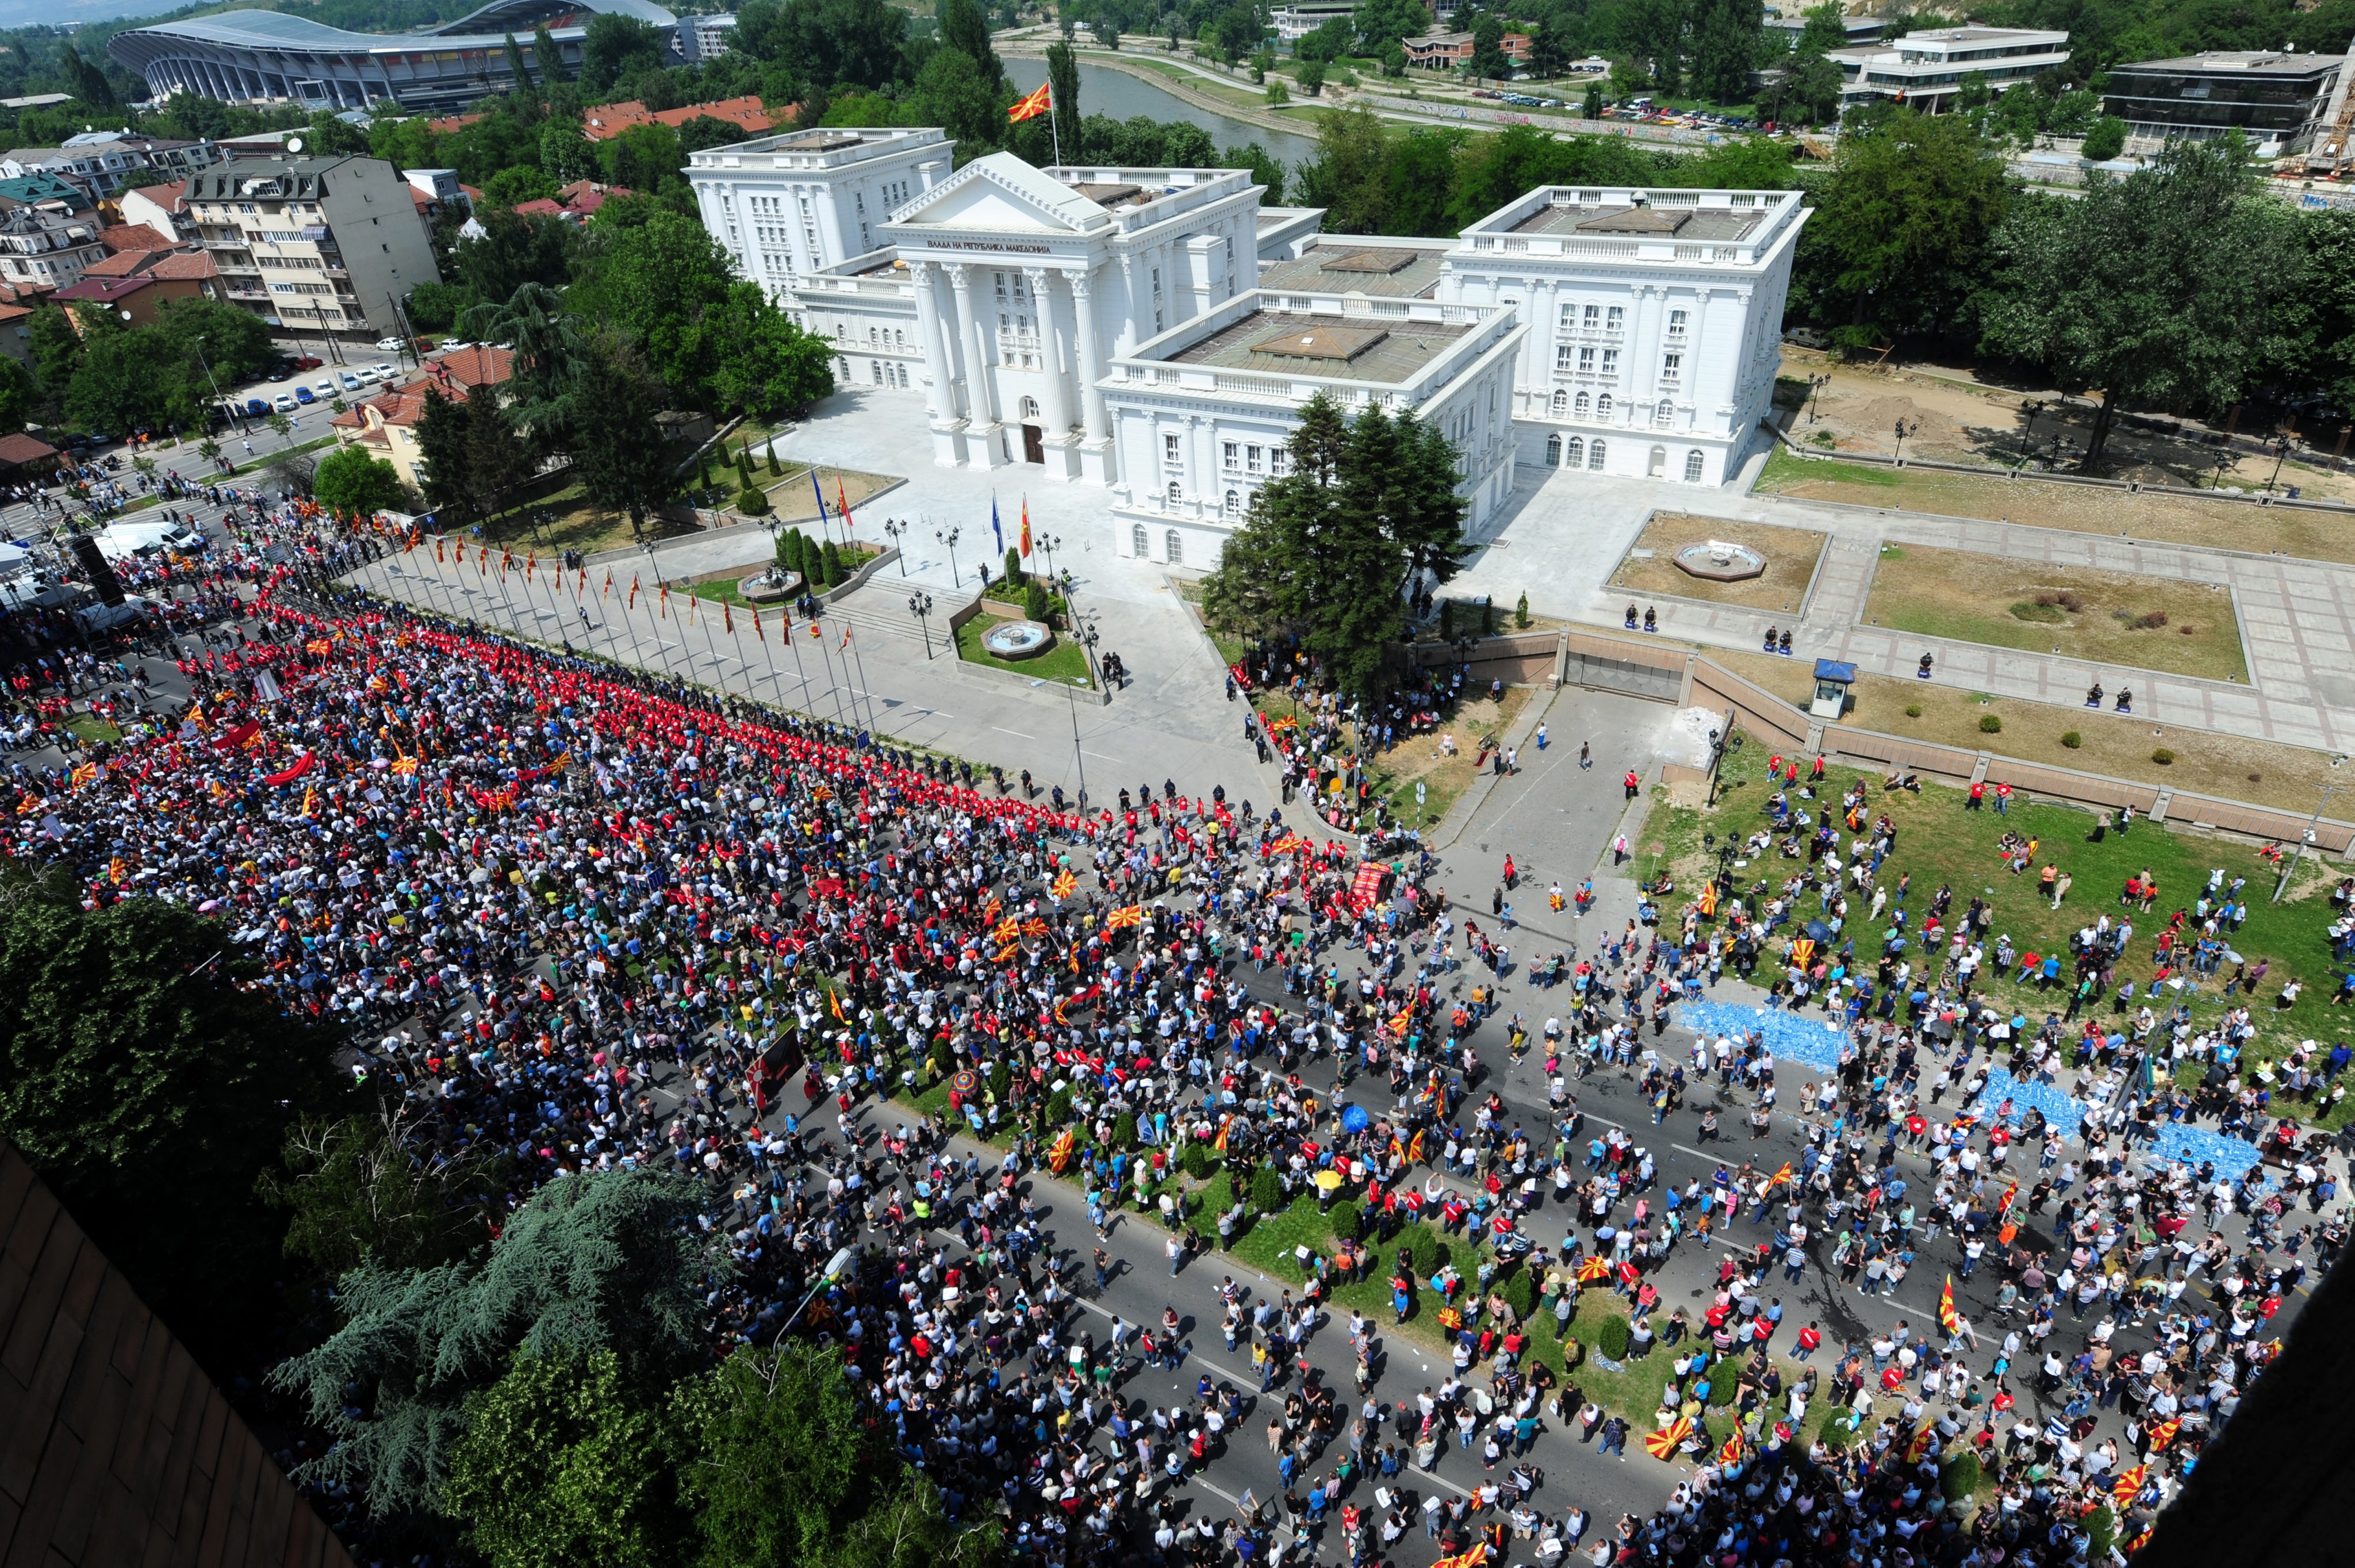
[1068,265,1109,441]
[1183,413,1204,510]
[1025,265,1074,439]
[909,260,960,428]
[948,264,1004,467]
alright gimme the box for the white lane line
[995,727,1037,738]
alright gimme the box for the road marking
[995,726,1036,738]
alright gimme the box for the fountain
[980,620,1057,660]
[737,565,803,603]
[1673,539,1768,582]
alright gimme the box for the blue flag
[810,466,829,526]
[991,495,1004,557]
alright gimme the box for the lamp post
[1034,674,1089,811]
[936,524,961,588]
[2266,431,2298,493]
[881,517,910,574]
[1806,372,1829,424]
[908,589,936,659]
[775,1246,858,1341]
[1892,417,1918,464]
[2018,400,2043,466]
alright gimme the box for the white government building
[686,126,1806,569]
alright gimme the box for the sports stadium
[106,0,688,112]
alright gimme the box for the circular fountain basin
[980,619,1056,660]
[1674,540,1768,582]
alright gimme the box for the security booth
[1811,659,1855,720]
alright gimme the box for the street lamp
[776,1246,858,1341]
[2266,430,2298,493]
[936,524,961,588]
[881,517,910,574]
[2018,400,2043,466]
[1034,674,1089,810]
[1892,417,1918,464]
[1806,372,1829,424]
[908,590,935,658]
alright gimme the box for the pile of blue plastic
[1673,997,2263,1181]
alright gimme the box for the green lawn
[1686,732,2353,1122]
[1760,444,1902,489]
[956,613,1095,684]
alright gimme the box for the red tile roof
[332,347,515,431]
[54,274,156,304]
[0,1136,359,1568]
[0,431,55,463]
[145,251,217,282]
[580,94,780,141]
[98,223,179,253]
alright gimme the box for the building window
[1165,528,1183,564]
[1245,445,1264,474]
[1597,393,1614,420]
[1223,440,1240,469]
[1654,398,1674,427]
[1550,389,1567,416]
[1577,347,1595,375]
[870,359,883,383]
[1223,489,1240,517]
[1588,439,1606,471]
[1667,308,1689,339]
[1132,523,1148,556]
[1600,348,1618,377]
[1574,392,1590,419]
[1660,352,1681,384]
[1683,450,1705,482]
[1166,480,1183,506]
[1582,303,1600,329]
[1021,396,1041,419]
[1164,433,1181,464]
[1544,433,1561,465]
[1564,436,1583,468]
[1606,305,1624,333]
[1554,343,1575,373]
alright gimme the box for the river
[1003,57,1322,174]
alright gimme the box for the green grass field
[1666,734,2353,1121]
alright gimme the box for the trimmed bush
[1111,1111,1138,1149]
[1250,1164,1283,1213]
[1024,581,1053,623]
[821,540,845,582]
[1181,1141,1215,1180]
[2152,747,2175,765]
[1046,1085,1073,1125]
[1978,714,2003,734]
[1440,601,1455,639]
[2061,731,2082,749]
[766,443,783,476]
[736,485,771,515]
[1330,1199,1361,1241]
[1004,547,1026,586]
[1904,704,1922,718]
[1940,1451,1981,1501]
[986,1062,1012,1101]
[1500,1265,1535,1319]
[1706,1365,1740,1405]
[1594,1315,1632,1359]
[2086,1504,2116,1555]
[926,1037,955,1079]
[1515,592,1530,628]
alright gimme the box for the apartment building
[0,204,106,296]
[184,154,440,340]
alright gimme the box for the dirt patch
[1709,647,2345,811]
[1610,512,1829,612]
[761,465,897,526]
[1862,543,2246,684]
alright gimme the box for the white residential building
[687,126,952,301]
[1440,185,1806,486]
[1827,26,2071,113]
[1104,290,1524,568]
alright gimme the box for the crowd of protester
[0,497,2333,1568]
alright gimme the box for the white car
[375,336,405,352]
[273,393,299,413]
[371,361,398,379]
[97,520,206,561]
[315,379,338,399]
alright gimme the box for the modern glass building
[2103,51,2344,157]
[108,0,688,112]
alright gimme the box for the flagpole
[781,605,812,714]
[846,632,883,741]
[809,612,853,732]
[698,594,723,689]
[755,607,782,707]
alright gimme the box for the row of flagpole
[389,537,885,740]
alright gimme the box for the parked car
[244,397,270,416]
[292,355,323,371]
[339,372,362,391]
[371,361,397,379]
[314,379,338,399]
[272,394,299,413]
[294,386,316,404]
[375,336,405,352]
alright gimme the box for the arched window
[1550,389,1567,416]
[1564,436,1584,469]
[1683,450,1705,482]
[1020,395,1041,419]
[1165,530,1184,565]
[1544,433,1562,466]
[1596,393,1613,420]
[1573,391,1590,419]
[869,359,883,383]
[1587,439,1606,471]
[1131,524,1148,557]
[1166,480,1183,507]
[1223,488,1241,517]
[1654,398,1674,428]
[1647,444,1667,477]
[868,326,879,345]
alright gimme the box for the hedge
[1594,1316,1632,1359]
[1250,1166,1284,1213]
[1330,1200,1361,1241]
[1940,1451,1980,1502]
[1111,1111,1137,1149]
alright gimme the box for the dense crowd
[0,505,2331,1568]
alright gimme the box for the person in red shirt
[1796,1321,1823,1361]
